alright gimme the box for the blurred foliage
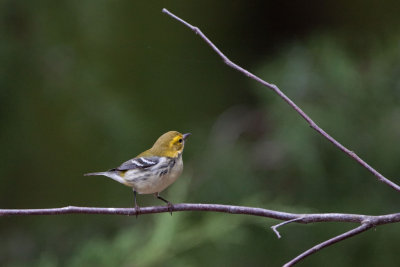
[1,1,400,266]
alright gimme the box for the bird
[84,131,191,215]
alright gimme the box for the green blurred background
[1,1,400,266]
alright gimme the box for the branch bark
[1,205,399,250]
[161,8,400,193]
[1,204,399,266]
[1,204,400,225]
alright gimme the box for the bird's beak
[183,133,191,141]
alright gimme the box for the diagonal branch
[283,223,373,266]
[161,8,400,193]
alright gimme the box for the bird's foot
[135,204,141,219]
[166,202,173,216]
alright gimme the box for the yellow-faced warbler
[84,131,191,214]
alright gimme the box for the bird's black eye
[178,138,183,143]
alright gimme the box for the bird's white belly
[126,157,183,194]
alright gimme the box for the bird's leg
[133,190,140,218]
[155,193,173,216]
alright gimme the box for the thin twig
[283,223,373,266]
[161,8,400,193]
[271,217,303,239]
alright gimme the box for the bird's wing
[110,156,161,171]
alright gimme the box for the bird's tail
[84,172,108,176]
[84,171,128,185]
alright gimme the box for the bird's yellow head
[147,131,191,158]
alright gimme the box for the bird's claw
[135,205,141,219]
[167,202,173,216]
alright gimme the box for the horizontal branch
[2,203,398,265]
[1,204,399,226]
[161,8,400,193]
